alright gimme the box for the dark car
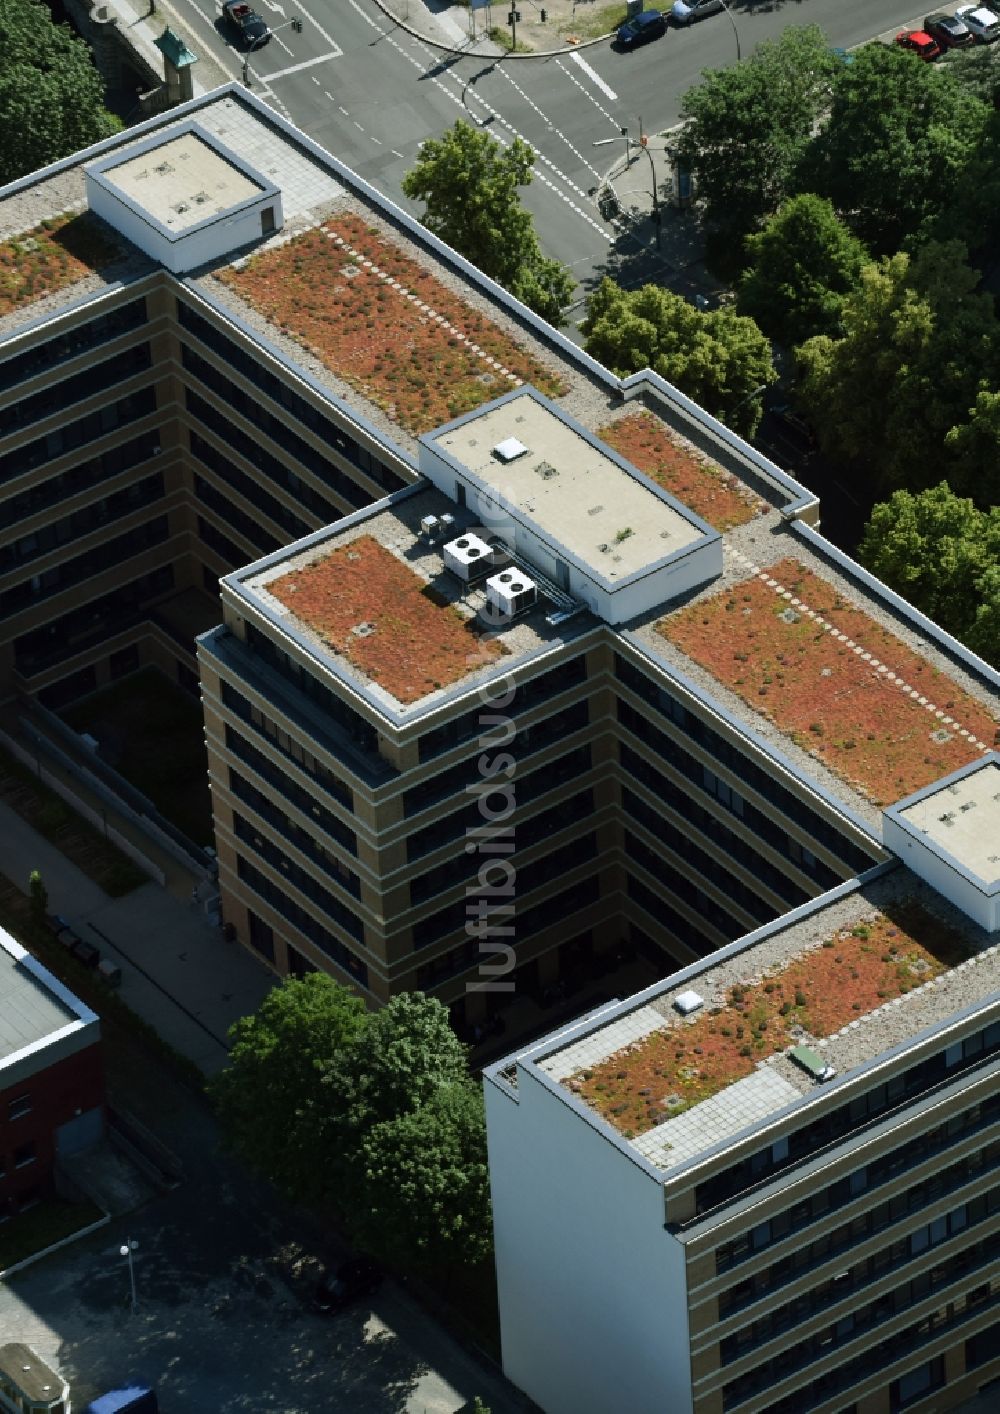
[71,938,101,969]
[615,9,666,46]
[312,1257,382,1315]
[924,11,974,45]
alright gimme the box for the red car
[895,29,942,59]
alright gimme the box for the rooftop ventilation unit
[492,436,529,464]
[673,989,704,1017]
[486,568,537,620]
[419,515,440,542]
[443,532,493,583]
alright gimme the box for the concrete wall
[882,817,999,934]
[485,1067,692,1414]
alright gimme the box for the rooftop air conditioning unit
[443,532,493,582]
[420,514,440,541]
[486,568,537,620]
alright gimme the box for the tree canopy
[582,278,775,436]
[674,27,839,270]
[794,241,1000,496]
[401,119,574,326]
[0,0,121,185]
[737,195,868,347]
[212,982,491,1272]
[798,42,989,254]
[858,482,1000,666]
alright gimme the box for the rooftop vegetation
[0,214,118,317]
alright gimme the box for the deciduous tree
[675,26,839,272]
[401,120,574,325]
[0,0,121,185]
[737,194,868,346]
[582,278,776,436]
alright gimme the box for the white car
[955,4,1000,41]
[672,0,724,22]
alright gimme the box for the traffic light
[508,10,521,23]
[540,6,547,17]
[291,15,302,30]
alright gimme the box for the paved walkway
[0,797,273,1074]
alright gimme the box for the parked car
[895,29,942,59]
[923,11,974,46]
[312,1257,382,1315]
[672,0,724,23]
[70,938,101,969]
[955,4,1000,42]
[615,8,666,46]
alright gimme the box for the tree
[797,42,989,254]
[945,388,1000,508]
[0,0,121,186]
[582,278,776,436]
[794,242,1000,495]
[28,870,47,929]
[351,1082,492,1271]
[737,195,868,346]
[857,482,1000,667]
[675,26,839,272]
[211,974,366,1204]
[401,120,574,325]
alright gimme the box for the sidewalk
[1,798,273,1075]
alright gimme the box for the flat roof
[101,131,262,230]
[530,870,999,1176]
[431,393,703,582]
[896,758,1000,882]
[0,939,76,1064]
[238,485,594,717]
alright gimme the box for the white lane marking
[554,56,620,126]
[263,51,341,80]
[272,31,294,55]
[288,3,345,62]
[570,51,617,102]
[260,0,285,12]
[489,65,602,181]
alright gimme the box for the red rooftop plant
[572,904,967,1137]
[218,211,567,434]
[0,214,118,317]
[267,535,505,704]
[659,557,998,807]
[599,411,766,532]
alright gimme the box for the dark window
[3,428,162,528]
[891,1357,945,1411]
[237,855,368,987]
[0,516,170,621]
[0,298,147,394]
[0,386,157,487]
[247,909,275,963]
[7,1095,31,1121]
[0,344,152,437]
[12,1142,35,1169]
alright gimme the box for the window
[13,1142,36,1169]
[7,1094,31,1121]
[891,1356,945,1411]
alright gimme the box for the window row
[0,298,147,394]
[223,719,355,843]
[721,1140,1000,1357]
[620,746,811,909]
[624,829,744,940]
[177,299,406,493]
[182,347,372,510]
[617,700,842,890]
[229,768,360,894]
[0,386,157,486]
[717,1091,1000,1295]
[13,564,175,677]
[614,655,875,875]
[417,655,589,761]
[220,684,353,808]
[700,1019,1000,1221]
[233,813,363,941]
[0,473,164,575]
[0,343,152,437]
[4,428,162,529]
[236,855,368,988]
[193,475,281,558]
[403,700,590,818]
[0,515,169,621]
[626,872,713,958]
[187,423,319,540]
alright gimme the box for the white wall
[882,818,999,933]
[485,1069,692,1414]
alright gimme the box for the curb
[0,1211,111,1280]
[369,0,617,58]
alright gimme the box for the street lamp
[717,0,741,63]
[120,1238,139,1314]
[242,17,302,86]
[593,126,661,248]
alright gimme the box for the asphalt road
[164,0,945,297]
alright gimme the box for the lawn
[0,1195,104,1271]
[64,668,214,848]
[218,211,568,435]
[659,557,999,807]
[570,903,969,1138]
